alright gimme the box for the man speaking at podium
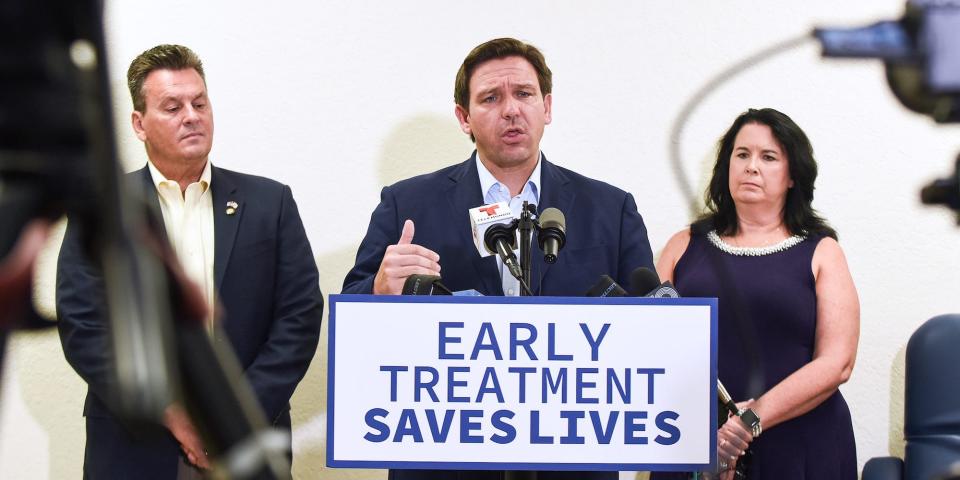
[342,38,655,479]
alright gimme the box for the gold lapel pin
[226,201,238,215]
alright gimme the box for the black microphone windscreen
[402,275,442,295]
[585,275,628,297]
[629,267,662,296]
[431,280,454,295]
[484,222,516,252]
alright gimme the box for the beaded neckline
[706,230,806,256]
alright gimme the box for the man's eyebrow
[474,86,501,97]
[155,87,207,101]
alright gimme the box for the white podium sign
[327,295,717,472]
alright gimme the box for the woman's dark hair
[692,107,837,240]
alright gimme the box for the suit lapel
[211,166,241,291]
[446,152,503,295]
[532,157,573,294]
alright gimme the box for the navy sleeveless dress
[652,231,856,479]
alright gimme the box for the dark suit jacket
[342,153,654,480]
[57,165,323,479]
[343,153,654,296]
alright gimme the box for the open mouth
[502,127,526,140]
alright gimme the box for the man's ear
[131,110,147,142]
[543,93,552,125]
[454,104,472,136]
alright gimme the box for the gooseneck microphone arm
[497,244,533,297]
[482,217,534,296]
[517,202,535,296]
[484,222,522,278]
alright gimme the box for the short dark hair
[127,44,205,112]
[454,37,552,112]
[694,108,837,240]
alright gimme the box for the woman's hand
[717,400,755,472]
[719,458,738,480]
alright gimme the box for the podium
[326,294,717,473]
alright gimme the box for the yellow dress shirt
[147,160,216,327]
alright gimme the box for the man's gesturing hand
[373,219,441,295]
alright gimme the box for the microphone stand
[517,201,535,296]
[507,201,538,477]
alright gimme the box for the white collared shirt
[476,153,542,296]
[147,160,216,327]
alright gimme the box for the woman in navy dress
[655,108,859,479]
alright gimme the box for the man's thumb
[397,219,415,245]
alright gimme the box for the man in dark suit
[342,38,654,480]
[57,44,322,479]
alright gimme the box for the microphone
[467,202,522,279]
[629,267,681,298]
[484,224,522,280]
[645,282,680,298]
[586,267,662,298]
[628,267,661,296]
[468,202,514,258]
[537,207,566,264]
[585,275,628,298]
[716,380,740,417]
[717,379,758,478]
[401,274,453,296]
[467,202,522,280]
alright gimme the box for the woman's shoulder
[656,228,694,283]
[811,235,851,280]
[668,227,692,244]
[811,235,843,260]
[665,228,695,256]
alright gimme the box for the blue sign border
[327,294,718,472]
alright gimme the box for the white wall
[3,1,959,478]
